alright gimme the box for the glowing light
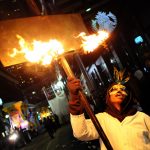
[9,132,18,141]
[0,98,3,106]
[20,120,29,129]
[32,91,36,95]
[92,11,117,33]
[11,31,109,65]
[10,35,64,65]
[5,114,9,118]
[134,35,143,44]
[78,30,109,53]
[86,8,91,12]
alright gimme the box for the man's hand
[67,77,84,115]
[67,77,82,95]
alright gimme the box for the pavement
[20,123,100,150]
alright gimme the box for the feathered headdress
[113,67,130,85]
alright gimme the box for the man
[67,69,150,150]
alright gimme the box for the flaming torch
[10,31,113,149]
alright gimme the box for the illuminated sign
[134,36,143,44]
[92,11,117,33]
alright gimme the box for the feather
[113,67,130,84]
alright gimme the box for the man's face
[108,84,127,104]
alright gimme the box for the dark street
[20,123,99,150]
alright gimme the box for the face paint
[109,84,128,96]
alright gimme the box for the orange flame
[10,35,64,65]
[78,30,109,53]
[10,31,109,65]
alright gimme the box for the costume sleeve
[143,113,150,131]
[70,113,99,141]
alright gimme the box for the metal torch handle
[60,56,113,150]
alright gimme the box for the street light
[0,98,3,106]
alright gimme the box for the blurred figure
[43,117,54,139]
[53,113,61,130]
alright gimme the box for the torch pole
[59,56,113,150]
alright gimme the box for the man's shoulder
[136,111,150,117]
[95,112,107,118]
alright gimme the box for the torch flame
[10,35,64,65]
[10,31,108,65]
[78,30,109,53]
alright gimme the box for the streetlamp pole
[74,53,97,107]
[74,53,96,93]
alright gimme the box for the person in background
[67,68,150,150]
[53,113,61,129]
[43,117,54,139]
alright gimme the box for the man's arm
[67,77,99,140]
[70,113,99,141]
